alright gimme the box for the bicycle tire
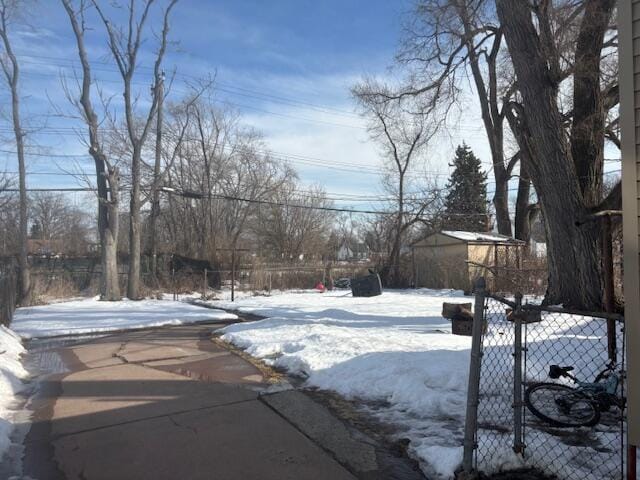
[525,382,600,428]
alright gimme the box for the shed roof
[438,230,524,244]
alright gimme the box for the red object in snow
[315,281,326,292]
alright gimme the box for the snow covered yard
[11,297,237,339]
[212,288,473,479]
[0,326,29,461]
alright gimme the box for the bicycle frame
[551,364,620,396]
[577,374,619,395]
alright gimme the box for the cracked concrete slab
[149,350,268,385]
[262,390,379,475]
[53,399,355,480]
[262,391,426,480]
[118,344,204,363]
[22,324,369,480]
[50,363,258,437]
[60,342,123,370]
[141,351,225,366]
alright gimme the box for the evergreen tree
[443,143,488,232]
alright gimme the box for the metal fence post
[513,292,524,455]
[462,277,486,476]
[231,248,236,302]
[203,269,207,300]
[172,263,176,301]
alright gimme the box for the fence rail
[463,279,627,479]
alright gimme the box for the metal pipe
[513,292,524,455]
[602,215,617,362]
[462,277,486,474]
[231,247,236,302]
[203,269,207,300]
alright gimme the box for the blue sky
[2,0,434,208]
[5,0,615,212]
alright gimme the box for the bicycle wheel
[525,383,600,428]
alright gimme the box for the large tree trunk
[493,167,511,236]
[506,106,539,243]
[102,203,120,301]
[95,160,120,301]
[514,161,532,242]
[570,0,615,207]
[62,0,121,302]
[496,0,604,309]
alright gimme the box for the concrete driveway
[21,323,357,480]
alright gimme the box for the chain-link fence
[475,295,521,472]
[465,282,627,479]
[19,256,375,302]
[167,263,375,301]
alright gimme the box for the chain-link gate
[463,279,627,479]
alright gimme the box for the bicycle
[524,363,625,428]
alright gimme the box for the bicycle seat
[549,365,574,379]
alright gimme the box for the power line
[15,59,492,136]
[18,54,497,133]
[158,186,492,217]
[19,55,362,119]
[0,138,453,179]
[1,187,93,192]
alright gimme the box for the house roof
[438,230,525,244]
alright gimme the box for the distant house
[337,240,370,261]
[412,230,525,292]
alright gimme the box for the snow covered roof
[439,230,525,244]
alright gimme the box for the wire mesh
[475,297,519,472]
[474,293,626,479]
[522,306,625,480]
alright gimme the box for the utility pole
[150,71,165,279]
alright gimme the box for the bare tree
[0,0,29,303]
[29,193,68,240]
[390,0,539,240]
[29,192,92,254]
[92,0,177,299]
[254,182,334,261]
[61,0,121,300]
[148,82,207,277]
[495,0,618,308]
[160,95,294,265]
[353,81,440,286]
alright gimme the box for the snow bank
[0,325,29,460]
[12,297,237,339]
[214,289,472,479]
